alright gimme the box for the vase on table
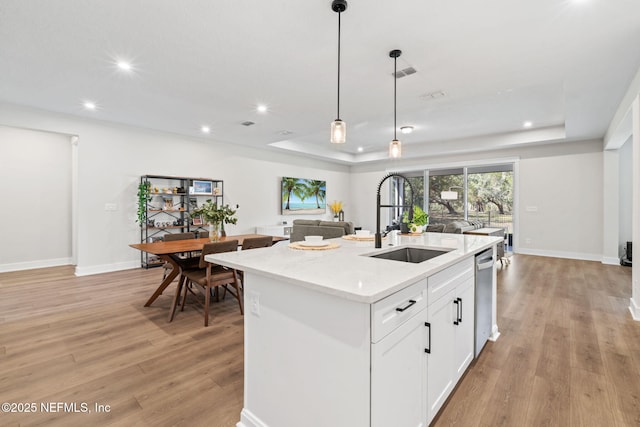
[208,222,220,242]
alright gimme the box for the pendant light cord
[337,11,341,120]
[393,55,397,140]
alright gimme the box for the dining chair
[180,240,241,326]
[236,236,273,287]
[161,232,197,279]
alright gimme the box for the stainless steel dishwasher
[475,247,494,357]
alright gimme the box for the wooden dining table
[130,233,287,321]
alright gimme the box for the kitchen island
[207,232,502,427]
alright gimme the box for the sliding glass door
[389,163,514,247]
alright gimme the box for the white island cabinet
[206,232,501,427]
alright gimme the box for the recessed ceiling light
[523,121,533,128]
[400,126,414,134]
[117,61,132,71]
[83,101,96,111]
[201,126,210,134]
[279,130,294,135]
[357,146,364,152]
[256,104,268,113]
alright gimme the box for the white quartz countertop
[206,232,502,304]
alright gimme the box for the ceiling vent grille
[241,121,255,126]
[393,67,417,79]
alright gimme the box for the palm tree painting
[281,177,326,215]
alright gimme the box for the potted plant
[136,180,151,225]
[329,200,343,221]
[191,200,237,241]
[403,205,428,233]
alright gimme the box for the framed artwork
[281,177,326,215]
[192,216,203,225]
[192,180,213,195]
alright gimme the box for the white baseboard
[237,408,268,427]
[516,248,602,262]
[601,256,622,266]
[489,324,501,342]
[74,260,140,276]
[0,257,72,273]
[630,298,640,321]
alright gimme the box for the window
[389,164,514,243]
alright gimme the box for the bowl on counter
[304,235,323,243]
[355,230,371,237]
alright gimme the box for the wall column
[631,95,640,320]
[602,149,620,264]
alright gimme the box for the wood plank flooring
[0,255,638,426]
[434,256,639,427]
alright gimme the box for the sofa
[439,220,484,234]
[290,219,355,242]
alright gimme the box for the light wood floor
[0,256,637,426]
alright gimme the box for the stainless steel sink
[368,247,452,263]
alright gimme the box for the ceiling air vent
[241,121,255,126]
[393,67,417,79]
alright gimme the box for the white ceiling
[1,0,639,164]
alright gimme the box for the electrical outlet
[104,203,117,211]
[248,291,260,316]
[525,238,532,244]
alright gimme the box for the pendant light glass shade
[331,119,346,144]
[389,139,402,158]
[330,0,347,144]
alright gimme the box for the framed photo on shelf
[192,216,203,226]
[192,180,212,195]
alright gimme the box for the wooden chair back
[242,236,273,251]
[198,240,238,269]
[163,232,195,241]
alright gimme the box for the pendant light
[330,0,347,144]
[389,49,402,158]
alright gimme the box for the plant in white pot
[191,200,237,241]
[403,205,428,233]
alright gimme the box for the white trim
[388,156,520,174]
[630,298,640,321]
[601,256,621,265]
[237,408,268,427]
[516,248,602,262]
[489,325,501,342]
[74,260,139,276]
[0,257,73,273]
[71,134,79,265]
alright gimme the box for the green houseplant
[403,205,428,233]
[136,180,151,225]
[191,200,237,241]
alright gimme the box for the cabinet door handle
[424,322,431,354]
[395,299,417,312]
[453,299,460,325]
[457,297,462,323]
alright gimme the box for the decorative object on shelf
[329,200,343,221]
[137,180,151,224]
[192,216,203,226]
[191,200,237,241]
[389,49,403,158]
[192,180,213,195]
[338,209,344,221]
[330,0,348,144]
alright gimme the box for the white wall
[0,103,350,275]
[0,125,73,271]
[518,151,603,260]
[619,137,633,252]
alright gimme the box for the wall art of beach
[281,177,326,215]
